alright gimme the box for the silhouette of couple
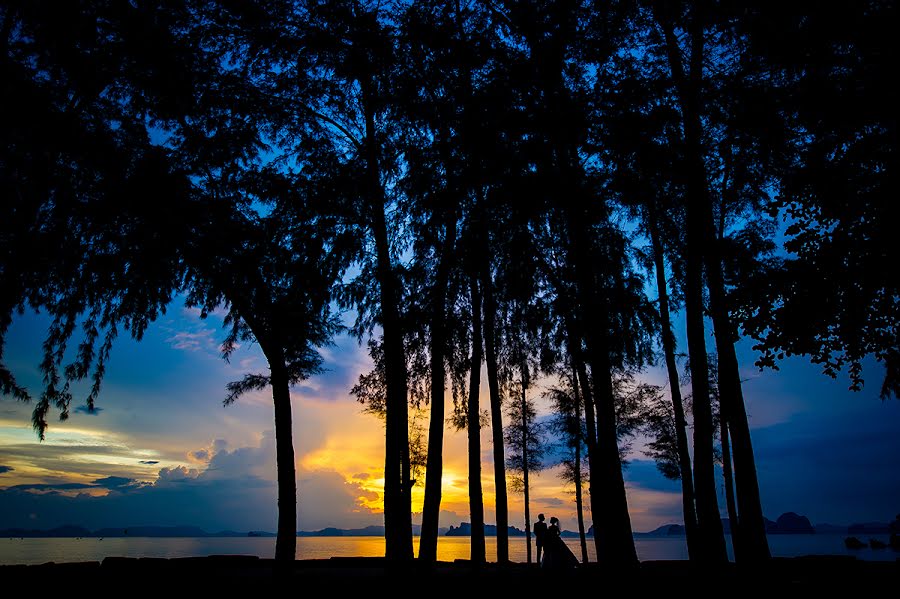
[533,514,579,569]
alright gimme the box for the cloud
[92,476,140,489]
[534,497,565,506]
[7,482,95,492]
[188,439,228,464]
[0,465,13,474]
[189,449,211,462]
[352,473,370,480]
[297,470,380,530]
[290,335,373,404]
[166,329,217,352]
[0,432,384,532]
[139,461,159,465]
[74,406,104,416]
[156,466,201,483]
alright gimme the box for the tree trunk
[720,405,740,561]
[705,244,771,561]
[270,361,296,568]
[655,2,728,563]
[648,205,699,560]
[569,331,603,560]
[574,441,589,564]
[571,368,589,564]
[362,78,412,562]
[419,211,458,563]
[562,195,637,564]
[587,339,639,564]
[482,264,509,563]
[467,274,486,565]
[522,376,532,565]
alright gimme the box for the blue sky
[0,299,898,533]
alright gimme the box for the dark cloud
[0,433,381,532]
[139,460,159,465]
[189,449,211,462]
[73,405,104,416]
[0,442,156,483]
[352,473,370,480]
[0,465,13,474]
[157,466,200,483]
[92,476,140,489]
[8,482,95,491]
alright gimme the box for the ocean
[0,534,894,565]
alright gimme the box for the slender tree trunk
[419,212,458,563]
[705,249,771,561]
[521,376,532,565]
[648,205,699,560]
[569,330,603,560]
[362,79,412,561]
[467,274,486,565]
[571,369,589,564]
[270,361,296,568]
[720,405,740,561]
[655,2,728,563]
[482,264,509,563]
[574,442,588,564]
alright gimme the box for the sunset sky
[1,300,898,534]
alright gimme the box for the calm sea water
[0,535,894,566]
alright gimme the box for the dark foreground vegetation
[2,556,897,592]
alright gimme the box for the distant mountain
[297,525,385,537]
[767,512,815,534]
[246,531,277,537]
[94,526,212,537]
[444,523,527,537]
[634,524,686,538]
[559,529,583,538]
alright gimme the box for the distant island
[1,513,888,538]
[298,526,386,537]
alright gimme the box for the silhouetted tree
[732,2,898,400]
[300,1,414,559]
[546,371,589,563]
[505,373,545,564]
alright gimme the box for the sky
[1,300,898,534]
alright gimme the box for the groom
[533,513,548,564]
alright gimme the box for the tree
[0,1,353,568]
[732,2,898,400]
[301,1,414,559]
[546,371,589,564]
[505,373,545,564]
[184,203,342,565]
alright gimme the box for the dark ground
[2,555,897,593]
